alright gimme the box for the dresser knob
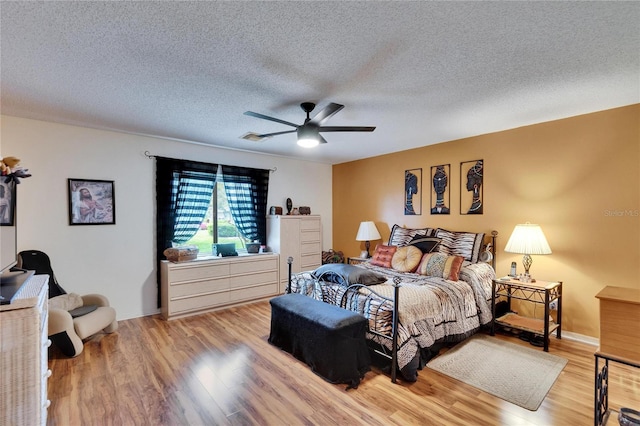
[46,339,52,348]
[45,369,52,379]
[44,400,51,409]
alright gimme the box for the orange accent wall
[333,104,640,338]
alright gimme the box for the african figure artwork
[461,159,483,215]
[430,164,450,215]
[404,168,422,215]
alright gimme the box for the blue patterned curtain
[172,173,216,243]
[220,165,270,244]
[156,157,217,306]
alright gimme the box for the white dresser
[267,215,322,293]
[161,253,279,320]
[0,274,51,426]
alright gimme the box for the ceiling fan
[243,102,375,148]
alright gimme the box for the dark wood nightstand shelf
[347,257,369,265]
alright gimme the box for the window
[156,157,270,306]
[183,182,251,254]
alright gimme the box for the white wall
[1,115,333,319]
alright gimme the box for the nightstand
[490,277,562,352]
[347,257,369,265]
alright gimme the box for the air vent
[240,132,270,142]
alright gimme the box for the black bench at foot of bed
[268,293,371,389]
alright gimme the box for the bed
[287,225,498,382]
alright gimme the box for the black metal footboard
[341,279,401,383]
[286,257,401,383]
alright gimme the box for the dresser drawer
[300,231,321,243]
[301,241,321,255]
[169,262,230,283]
[300,219,320,231]
[230,271,278,290]
[170,292,231,315]
[229,257,277,275]
[230,282,279,302]
[300,253,321,270]
[169,278,230,298]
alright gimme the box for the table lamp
[356,221,381,258]
[504,222,552,283]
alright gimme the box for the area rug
[426,334,567,411]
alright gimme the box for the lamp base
[360,250,369,259]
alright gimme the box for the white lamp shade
[355,221,381,241]
[504,223,552,255]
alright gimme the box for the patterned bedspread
[289,261,495,382]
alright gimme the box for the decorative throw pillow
[417,253,465,281]
[408,235,441,254]
[434,228,485,263]
[388,224,436,247]
[49,293,84,311]
[391,245,423,272]
[370,244,398,268]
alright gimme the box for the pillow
[49,293,83,311]
[369,244,398,268]
[434,228,485,263]
[417,253,464,281]
[388,224,436,247]
[313,264,387,286]
[391,245,423,272]
[408,235,441,254]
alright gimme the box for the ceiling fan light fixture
[297,126,319,148]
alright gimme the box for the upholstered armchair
[17,250,118,357]
[47,292,118,357]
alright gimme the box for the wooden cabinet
[161,253,279,320]
[594,286,640,426]
[1,274,51,426]
[267,215,322,293]
[595,286,640,363]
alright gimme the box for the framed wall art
[430,164,450,215]
[404,168,422,215]
[460,159,483,215]
[68,178,116,225]
[0,180,16,226]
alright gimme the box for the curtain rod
[144,151,277,173]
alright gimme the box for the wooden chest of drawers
[161,253,279,320]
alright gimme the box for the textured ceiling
[1,2,639,164]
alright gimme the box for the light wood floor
[47,300,639,426]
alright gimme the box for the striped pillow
[417,252,464,281]
[370,244,397,268]
[388,224,436,247]
[435,228,485,263]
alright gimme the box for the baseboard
[561,331,599,347]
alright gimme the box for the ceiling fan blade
[257,130,297,138]
[318,126,376,132]
[244,111,299,128]
[318,135,328,144]
[309,103,344,125]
